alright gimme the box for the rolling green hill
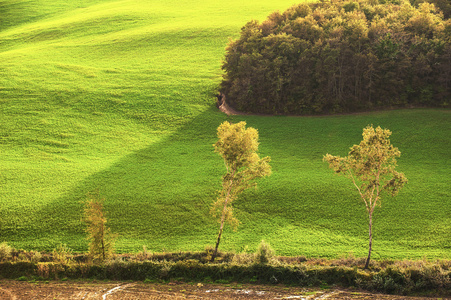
[1,0,450,259]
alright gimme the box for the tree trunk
[101,239,105,260]
[211,175,234,262]
[211,196,230,262]
[101,224,106,261]
[211,223,224,262]
[364,212,373,269]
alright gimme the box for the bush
[254,240,275,265]
[17,250,42,263]
[37,262,65,279]
[232,252,254,265]
[136,245,152,261]
[0,262,36,279]
[220,0,451,115]
[0,242,12,261]
[52,244,73,265]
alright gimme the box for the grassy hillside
[1,0,450,259]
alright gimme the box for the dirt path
[218,94,243,116]
[0,280,442,299]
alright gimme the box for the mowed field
[0,0,450,259]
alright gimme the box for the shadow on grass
[31,106,236,251]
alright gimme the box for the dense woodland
[415,0,451,18]
[220,0,451,114]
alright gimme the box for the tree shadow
[30,107,236,251]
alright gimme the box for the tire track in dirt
[0,280,443,299]
[102,283,135,299]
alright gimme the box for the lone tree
[211,121,271,262]
[83,190,117,262]
[324,125,407,269]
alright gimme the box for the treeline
[220,0,451,114]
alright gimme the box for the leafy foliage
[52,244,73,265]
[1,253,451,295]
[220,0,451,114]
[411,0,451,18]
[211,121,271,260]
[254,240,275,264]
[83,191,116,262]
[0,0,449,260]
[0,242,13,262]
[211,121,272,229]
[324,126,407,268]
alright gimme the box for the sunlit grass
[0,0,450,259]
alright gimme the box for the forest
[220,0,451,114]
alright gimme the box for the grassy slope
[1,0,450,259]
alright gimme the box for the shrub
[29,251,42,263]
[204,245,215,262]
[232,252,254,265]
[136,245,152,261]
[37,262,65,279]
[17,250,42,263]
[0,262,35,279]
[0,242,12,261]
[254,240,275,265]
[52,244,73,265]
[1,250,450,295]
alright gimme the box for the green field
[1,0,450,260]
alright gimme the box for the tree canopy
[83,191,116,262]
[413,0,451,18]
[210,121,271,261]
[220,0,450,115]
[324,125,407,268]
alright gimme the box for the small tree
[211,121,271,262]
[254,240,275,264]
[83,190,117,262]
[323,125,407,269]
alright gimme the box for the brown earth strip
[0,280,442,300]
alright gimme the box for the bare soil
[218,97,243,116]
[0,280,443,299]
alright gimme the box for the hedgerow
[220,0,451,114]
[0,250,450,296]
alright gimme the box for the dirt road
[0,280,443,299]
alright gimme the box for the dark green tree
[220,0,450,115]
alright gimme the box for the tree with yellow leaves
[324,125,407,269]
[83,190,117,262]
[211,121,271,262]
